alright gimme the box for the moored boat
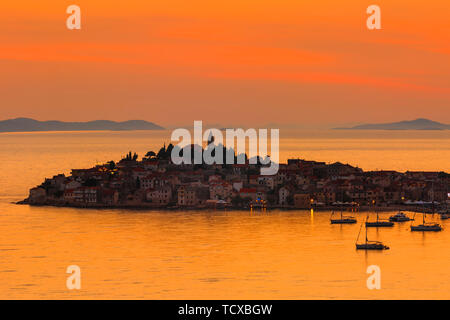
[366,221,394,227]
[389,212,413,222]
[356,219,390,250]
[356,241,390,250]
[366,211,394,227]
[410,212,443,232]
[330,210,357,224]
[411,224,442,231]
[331,218,357,224]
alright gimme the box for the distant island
[334,118,450,130]
[0,118,164,133]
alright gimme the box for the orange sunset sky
[1,0,449,127]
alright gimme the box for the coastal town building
[294,193,312,209]
[146,186,172,205]
[23,145,450,210]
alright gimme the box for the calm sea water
[0,130,449,299]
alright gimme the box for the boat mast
[431,180,435,215]
[365,217,368,244]
[356,223,363,244]
[421,203,425,225]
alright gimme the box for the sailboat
[410,212,442,232]
[411,182,443,231]
[330,210,357,224]
[366,211,394,227]
[356,218,390,250]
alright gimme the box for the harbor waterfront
[0,130,449,299]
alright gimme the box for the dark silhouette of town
[22,143,450,211]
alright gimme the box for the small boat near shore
[356,219,390,250]
[366,211,394,227]
[330,210,357,224]
[356,242,390,250]
[389,212,413,222]
[410,212,442,232]
[411,224,443,231]
[438,208,449,220]
[366,221,394,227]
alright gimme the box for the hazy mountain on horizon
[0,118,164,132]
[334,118,450,130]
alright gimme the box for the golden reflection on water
[0,130,449,299]
[1,205,449,299]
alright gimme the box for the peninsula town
[21,143,450,211]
